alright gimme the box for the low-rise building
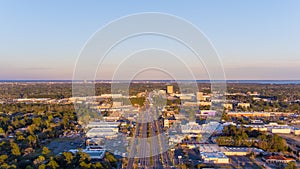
[202,122,222,134]
[182,101,198,107]
[199,144,220,153]
[196,92,205,101]
[102,111,121,121]
[200,152,229,164]
[112,101,123,107]
[168,135,184,146]
[86,128,117,138]
[271,127,291,134]
[250,120,264,124]
[69,148,106,160]
[227,112,271,117]
[199,101,212,106]
[163,116,176,128]
[181,122,202,134]
[200,110,217,116]
[292,127,300,135]
[262,155,295,164]
[244,125,268,132]
[220,147,264,156]
[86,121,120,132]
[181,121,221,134]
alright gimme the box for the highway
[125,96,173,169]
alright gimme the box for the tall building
[167,85,173,94]
[196,92,205,101]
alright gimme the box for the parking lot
[47,136,85,154]
[229,156,261,169]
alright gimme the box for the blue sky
[0,0,299,80]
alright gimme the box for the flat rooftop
[200,152,228,159]
[87,128,116,133]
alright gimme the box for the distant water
[225,80,300,84]
[0,80,72,83]
[1,80,300,84]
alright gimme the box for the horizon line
[1,79,300,81]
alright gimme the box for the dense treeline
[227,83,300,101]
[0,103,118,169]
[216,125,289,152]
[0,83,173,99]
[1,83,300,100]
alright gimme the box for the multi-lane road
[125,97,173,169]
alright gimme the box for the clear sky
[0,0,299,80]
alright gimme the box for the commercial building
[250,120,264,124]
[220,147,264,156]
[168,135,184,146]
[199,144,230,164]
[202,122,222,134]
[181,122,202,134]
[262,155,295,164]
[112,101,123,107]
[174,93,195,100]
[199,144,220,153]
[163,116,176,128]
[200,110,217,116]
[86,128,117,138]
[292,127,300,135]
[199,101,211,106]
[167,85,173,94]
[182,101,198,107]
[200,152,229,164]
[270,127,291,134]
[179,95,193,100]
[181,121,222,134]
[243,125,268,132]
[69,149,106,160]
[101,94,123,98]
[243,123,294,134]
[196,92,205,101]
[86,121,120,132]
[227,112,271,117]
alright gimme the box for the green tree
[27,135,37,147]
[33,156,45,165]
[222,112,229,121]
[10,141,21,156]
[25,165,34,169]
[38,164,46,169]
[0,154,8,164]
[0,128,5,136]
[78,151,91,163]
[0,163,10,169]
[92,162,103,169]
[284,161,297,169]
[47,157,59,169]
[42,146,51,155]
[267,134,288,152]
[79,161,91,169]
[105,152,117,163]
[17,135,25,141]
[62,152,74,165]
